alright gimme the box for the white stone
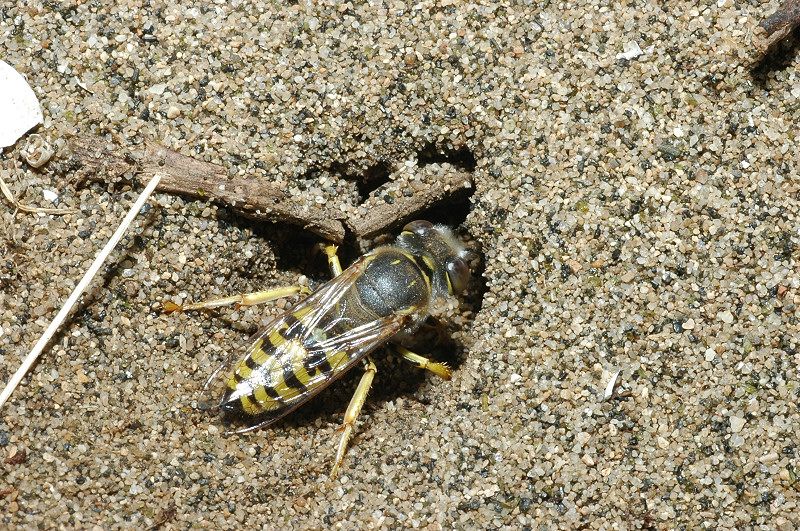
[717,310,734,324]
[0,60,43,148]
[730,416,745,433]
[602,369,621,401]
[616,41,643,60]
[42,189,58,203]
[148,83,167,95]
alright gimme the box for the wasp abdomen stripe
[304,349,334,376]
[260,384,283,400]
[283,364,309,392]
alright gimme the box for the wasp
[165,220,473,476]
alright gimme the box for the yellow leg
[393,345,452,380]
[324,244,343,277]
[163,285,310,313]
[331,356,377,478]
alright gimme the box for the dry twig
[67,134,474,241]
[753,0,800,63]
[68,135,347,242]
[347,167,474,239]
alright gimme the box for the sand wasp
[165,220,473,475]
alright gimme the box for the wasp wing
[218,256,412,431]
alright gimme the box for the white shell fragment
[602,369,622,401]
[42,189,59,203]
[0,60,43,148]
[22,134,54,168]
[616,41,643,61]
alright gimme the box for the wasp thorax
[397,220,472,299]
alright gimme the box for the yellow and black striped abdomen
[221,307,352,417]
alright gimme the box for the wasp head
[396,220,473,300]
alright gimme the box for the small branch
[68,135,347,242]
[67,134,475,242]
[753,0,800,63]
[347,166,474,239]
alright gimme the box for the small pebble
[42,189,59,203]
[148,83,167,95]
[717,310,734,324]
[616,41,643,60]
[760,452,779,464]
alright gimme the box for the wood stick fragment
[347,167,474,239]
[752,0,800,63]
[68,135,347,242]
[67,134,475,242]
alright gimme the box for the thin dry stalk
[0,170,77,216]
[0,173,162,411]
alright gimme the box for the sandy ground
[2,1,800,528]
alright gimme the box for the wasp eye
[446,257,470,294]
[403,220,434,236]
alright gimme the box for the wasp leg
[163,285,311,313]
[324,244,343,277]
[392,345,452,380]
[331,355,377,478]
